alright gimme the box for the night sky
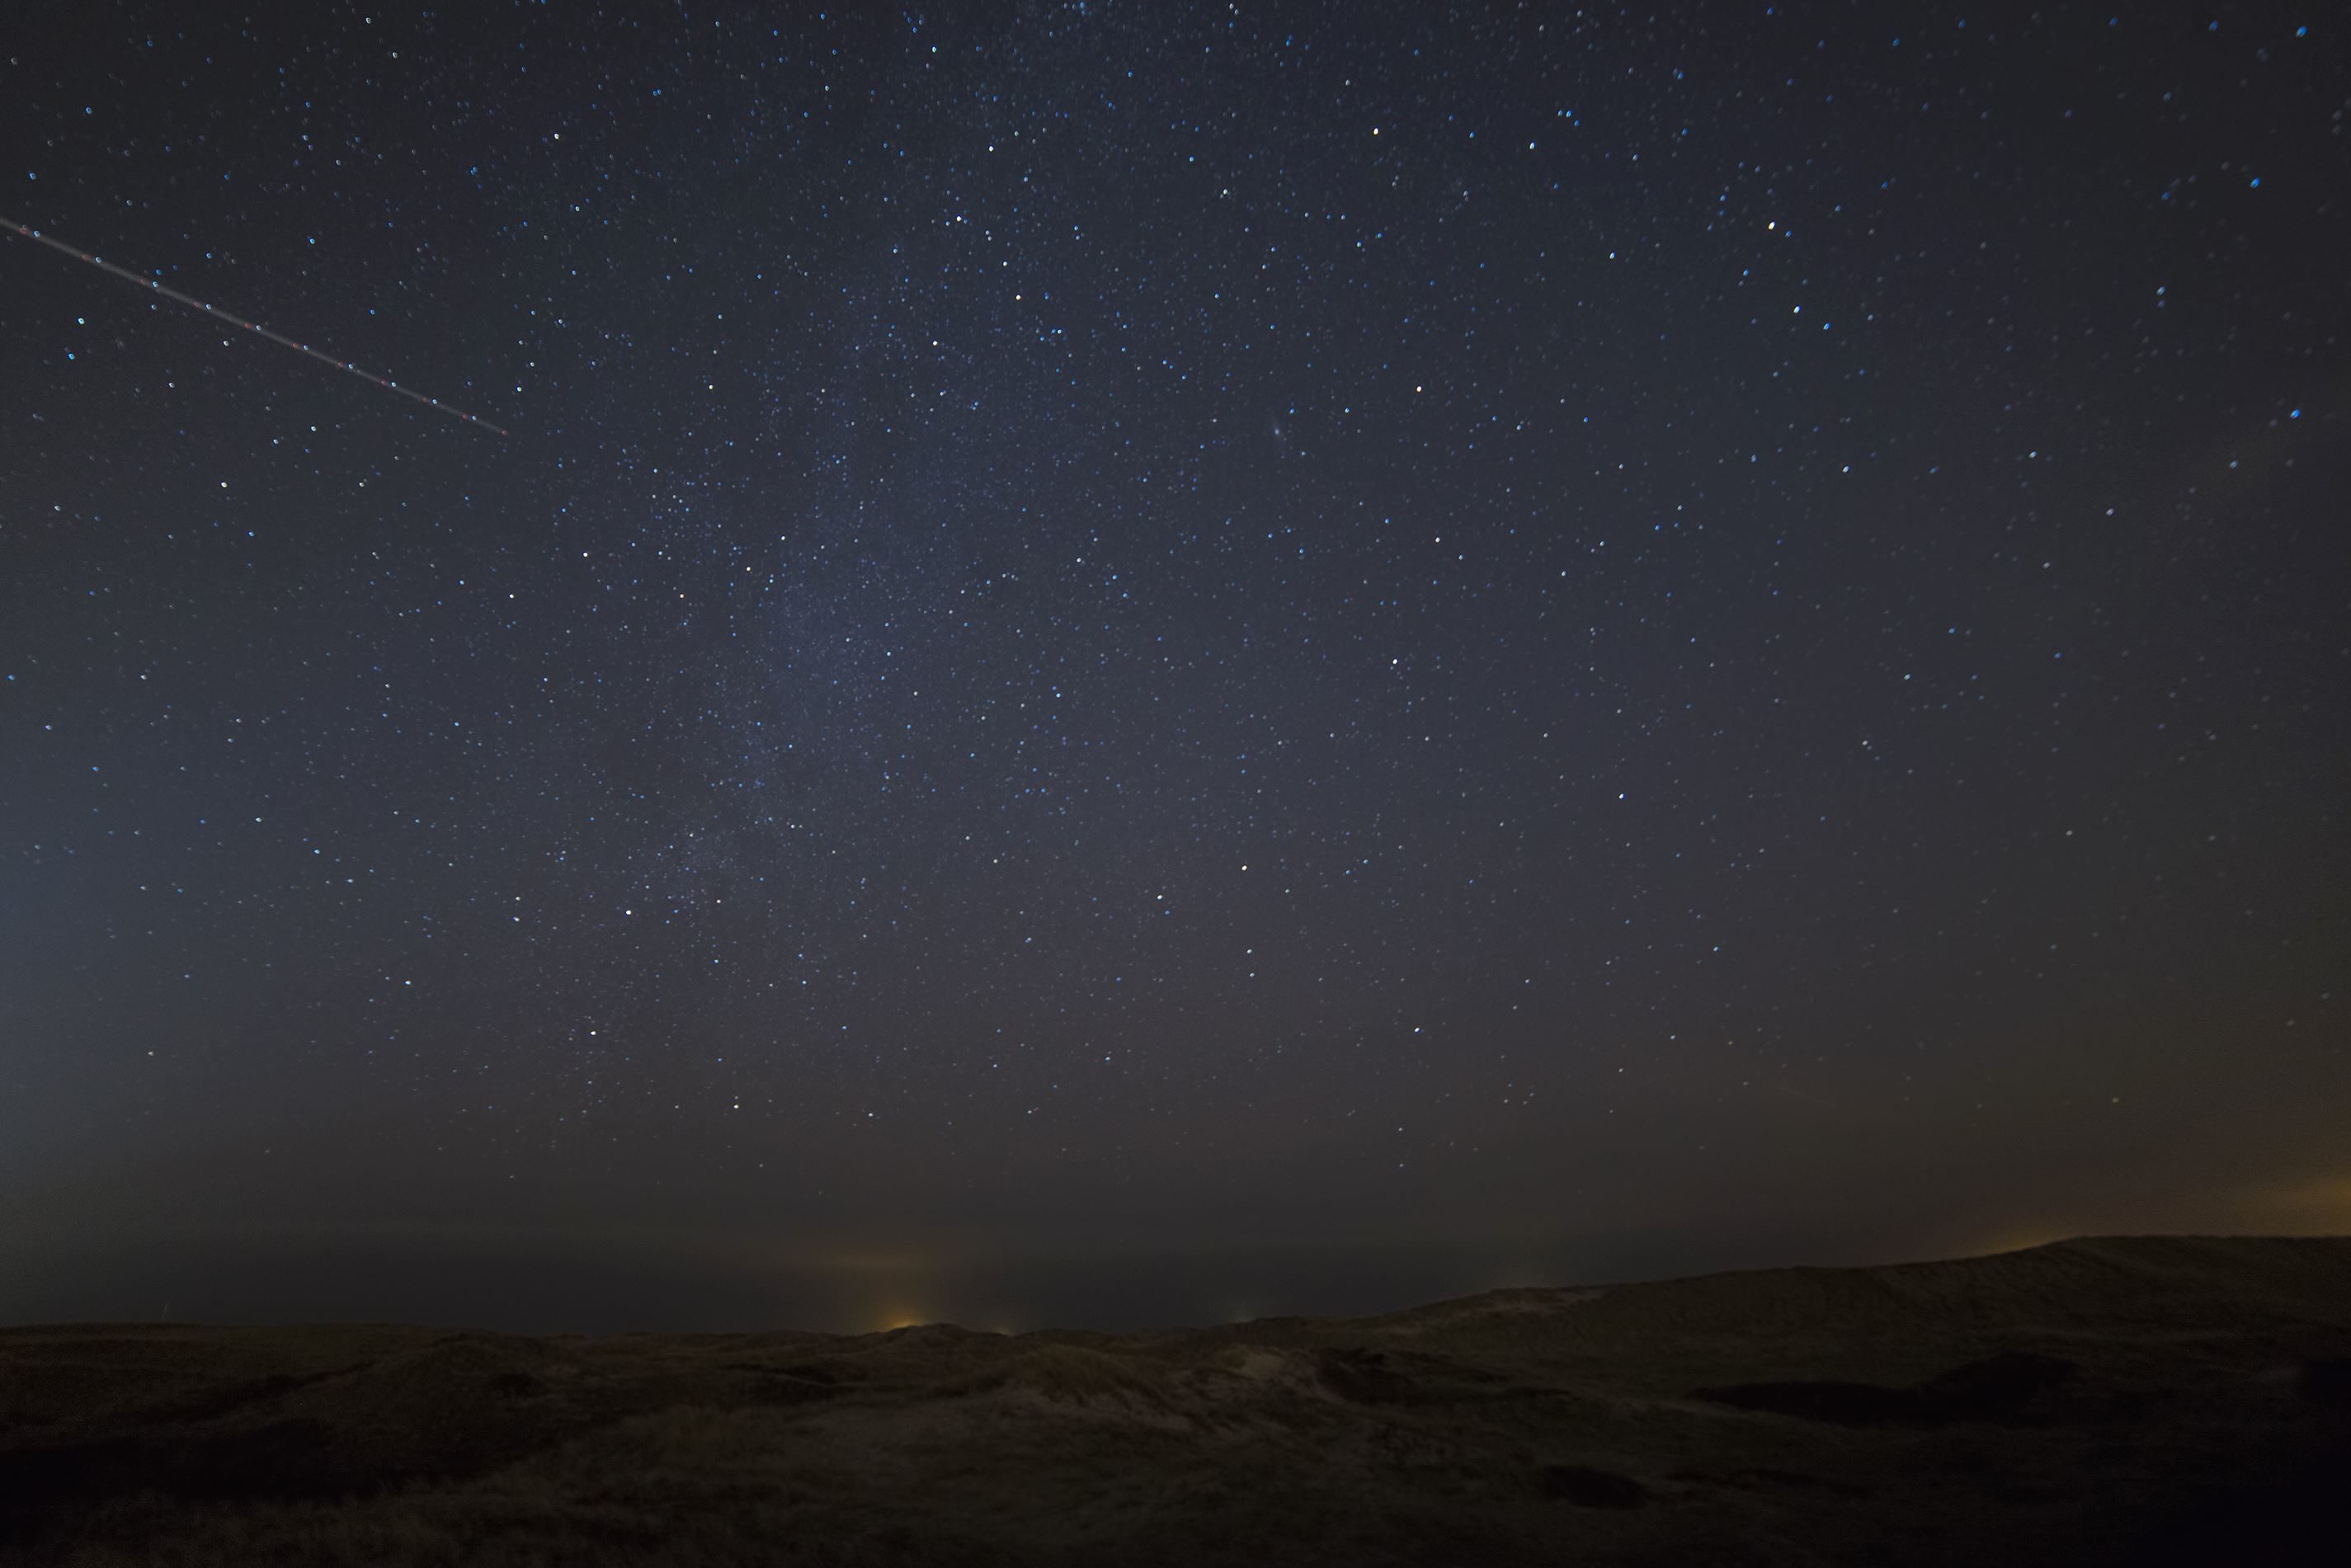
[3,2,2345,1334]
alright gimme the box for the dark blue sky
[2,1,2344,1332]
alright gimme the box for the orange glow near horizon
[2254,1173,2351,1233]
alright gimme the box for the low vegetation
[2,1236,2346,1564]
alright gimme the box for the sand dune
[3,1235,2346,1564]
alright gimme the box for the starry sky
[2,2,2345,1334]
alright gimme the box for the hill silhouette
[2,1235,2346,1564]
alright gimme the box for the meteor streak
[2,216,509,436]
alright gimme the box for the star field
[2,2,2345,1330]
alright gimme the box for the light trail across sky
[1,216,509,436]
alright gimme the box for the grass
[3,1235,2348,1565]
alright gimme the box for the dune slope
[2,1234,2347,1565]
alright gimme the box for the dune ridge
[2,1234,2347,1564]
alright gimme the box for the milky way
[2,3,2344,1330]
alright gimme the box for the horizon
[12,1222,2349,1339]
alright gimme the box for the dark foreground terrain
[3,1236,2348,1565]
